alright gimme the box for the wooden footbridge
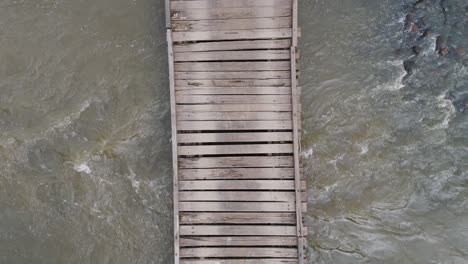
[165,0,306,263]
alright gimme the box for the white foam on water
[302,147,314,159]
[127,168,141,194]
[73,163,91,174]
[48,100,92,133]
[373,60,407,92]
[434,92,456,130]
[423,35,438,57]
[359,143,369,154]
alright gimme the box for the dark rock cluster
[399,0,467,112]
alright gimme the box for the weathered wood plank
[175,79,291,87]
[175,87,292,95]
[166,29,180,264]
[176,104,291,112]
[180,212,295,224]
[180,247,298,258]
[174,39,291,52]
[178,180,306,190]
[179,156,293,168]
[179,201,299,212]
[175,61,290,72]
[174,50,290,62]
[179,168,294,180]
[173,17,291,32]
[171,0,291,9]
[180,236,297,247]
[179,225,296,236]
[178,144,293,155]
[171,7,291,21]
[176,95,291,104]
[179,191,295,201]
[172,28,291,41]
[181,260,298,264]
[175,71,290,80]
[168,0,305,263]
[177,111,292,121]
[177,120,292,130]
[177,132,292,143]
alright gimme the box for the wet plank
[177,132,292,143]
[174,39,291,52]
[171,7,291,21]
[172,28,292,41]
[179,156,294,168]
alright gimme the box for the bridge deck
[165,1,305,263]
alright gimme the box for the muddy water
[0,0,467,263]
[0,0,173,263]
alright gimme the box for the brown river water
[1,0,467,263]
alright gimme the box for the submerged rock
[455,47,465,56]
[412,46,422,55]
[435,36,449,55]
[403,60,416,74]
[411,23,420,33]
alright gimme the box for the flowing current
[0,0,467,263]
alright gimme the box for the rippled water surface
[1,0,173,263]
[300,0,467,263]
[0,0,467,263]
